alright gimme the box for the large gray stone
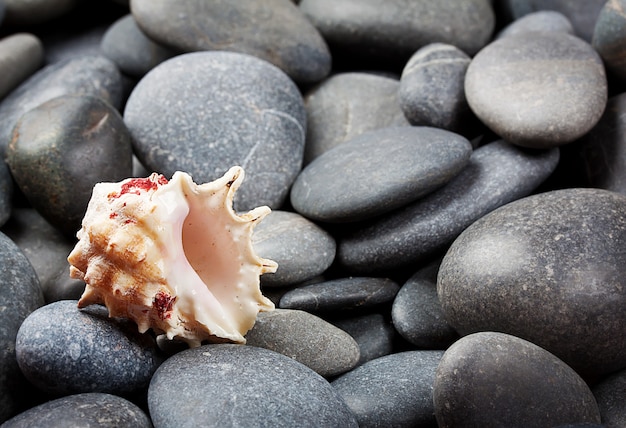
[0,33,44,101]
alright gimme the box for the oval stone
[593,0,626,82]
[496,10,574,39]
[148,344,358,427]
[0,33,44,100]
[291,126,472,223]
[331,313,396,365]
[434,332,601,427]
[465,32,607,148]
[438,188,626,377]
[124,51,306,212]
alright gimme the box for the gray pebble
[0,160,12,227]
[497,10,575,39]
[331,313,396,365]
[593,0,626,82]
[0,33,44,101]
[2,0,78,26]
[592,367,626,428]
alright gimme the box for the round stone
[593,0,626,82]
[148,344,358,427]
[438,188,626,377]
[0,160,12,227]
[592,367,626,428]
[124,51,306,212]
[465,32,607,148]
[0,33,44,100]
[2,0,78,26]
[331,313,396,365]
[496,10,574,39]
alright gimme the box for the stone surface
[434,332,601,427]
[592,367,626,428]
[244,308,360,377]
[291,126,472,223]
[124,51,306,212]
[332,350,443,428]
[331,313,396,365]
[2,0,79,26]
[438,188,626,377]
[465,32,607,148]
[131,0,330,83]
[337,140,559,273]
[593,0,626,82]
[148,344,359,427]
[15,300,162,396]
[252,210,335,287]
[497,10,574,39]
[0,160,12,227]
[0,33,44,101]
[1,393,152,428]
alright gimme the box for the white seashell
[67,166,277,347]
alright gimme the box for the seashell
[67,166,277,347]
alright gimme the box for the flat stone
[337,140,559,273]
[131,0,330,83]
[291,126,472,222]
[148,344,358,427]
[1,393,152,428]
[465,32,607,148]
[124,51,306,212]
[0,33,44,101]
[434,332,601,427]
[331,313,396,365]
[15,300,163,396]
[496,10,574,39]
[2,0,79,26]
[332,350,443,428]
[593,0,626,82]
[592,367,626,428]
[245,308,360,377]
[0,160,12,227]
[438,188,626,377]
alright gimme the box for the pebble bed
[0,1,625,427]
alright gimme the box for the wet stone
[496,10,574,39]
[2,0,79,26]
[0,33,44,101]
[331,313,396,365]
[593,0,626,82]
[592,367,626,428]
[0,160,12,227]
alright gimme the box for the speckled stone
[131,0,330,83]
[252,210,335,287]
[0,160,12,227]
[337,140,559,273]
[331,313,396,365]
[592,367,626,428]
[291,126,472,223]
[124,51,306,212]
[148,344,359,427]
[2,0,79,26]
[1,393,152,428]
[593,0,626,82]
[0,33,44,101]
[6,95,133,237]
[434,332,601,427]
[496,10,574,39]
[465,32,607,148]
[438,188,626,377]
[15,300,163,396]
[245,309,360,377]
[332,350,443,428]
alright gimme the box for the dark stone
[2,0,79,26]
[465,32,607,148]
[0,33,44,101]
[496,10,574,39]
[1,393,152,428]
[0,160,12,227]
[433,332,601,427]
[331,313,396,365]
[148,344,359,427]
[0,1,4,24]
[592,367,626,428]
[291,126,472,223]
[15,300,162,396]
[244,308,360,377]
[124,51,306,212]
[337,140,559,273]
[6,95,133,237]
[593,0,626,82]
[332,350,443,428]
[131,0,330,83]
[438,188,626,377]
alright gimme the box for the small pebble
[592,367,626,428]
[331,313,396,365]
[593,0,626,82]
[0,33,44,101]
[496,10,575,39]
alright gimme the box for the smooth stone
[391,262,458,349]
[331,313,396,365]
[245,308,360,377]
[0,231,43,424]
[332,350,443,428]
[40,20,108,65]
[465,32,607,148]
[6,95,133,237]
[337,140,559,273]
[15,300,162,396]
[124,51,306,212]
[0,55,123,156]
[592,367,626,427]
[438,188,626,377]
[399,44,473,133]
[1,393,152,428]
[497,10,575,39]
[131,0,330,83]
[252,210,335,287]
[303,72,410,164]
[2,0,78,26]
[434,332,601,427]
[593,0,626,82]
[0,160,12,227]
[148,344,359,427]
[279,277,400,314]
[291,126,472,223]
[0,33,44,101]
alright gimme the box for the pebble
[496,10,575,39]
[290,126,472,223]
[332,350,443,428]
[438,188,626,377]
[131,0,330,84]
[592,367,626,427]
[124,51,306,212]
[0,160,12,227]
[331,313,396,365]
[6,95,133,237]
[465,32,607,148]
[593,0,626,82]
[252,210,336,287]
[0,33,44,101]
[1,0,79,26]
[337,140,559,273]
[245,308,360,377]
[2,393,152,428]
[148,344,359,427]
[433,332,601,427]
[15,301,163,396]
